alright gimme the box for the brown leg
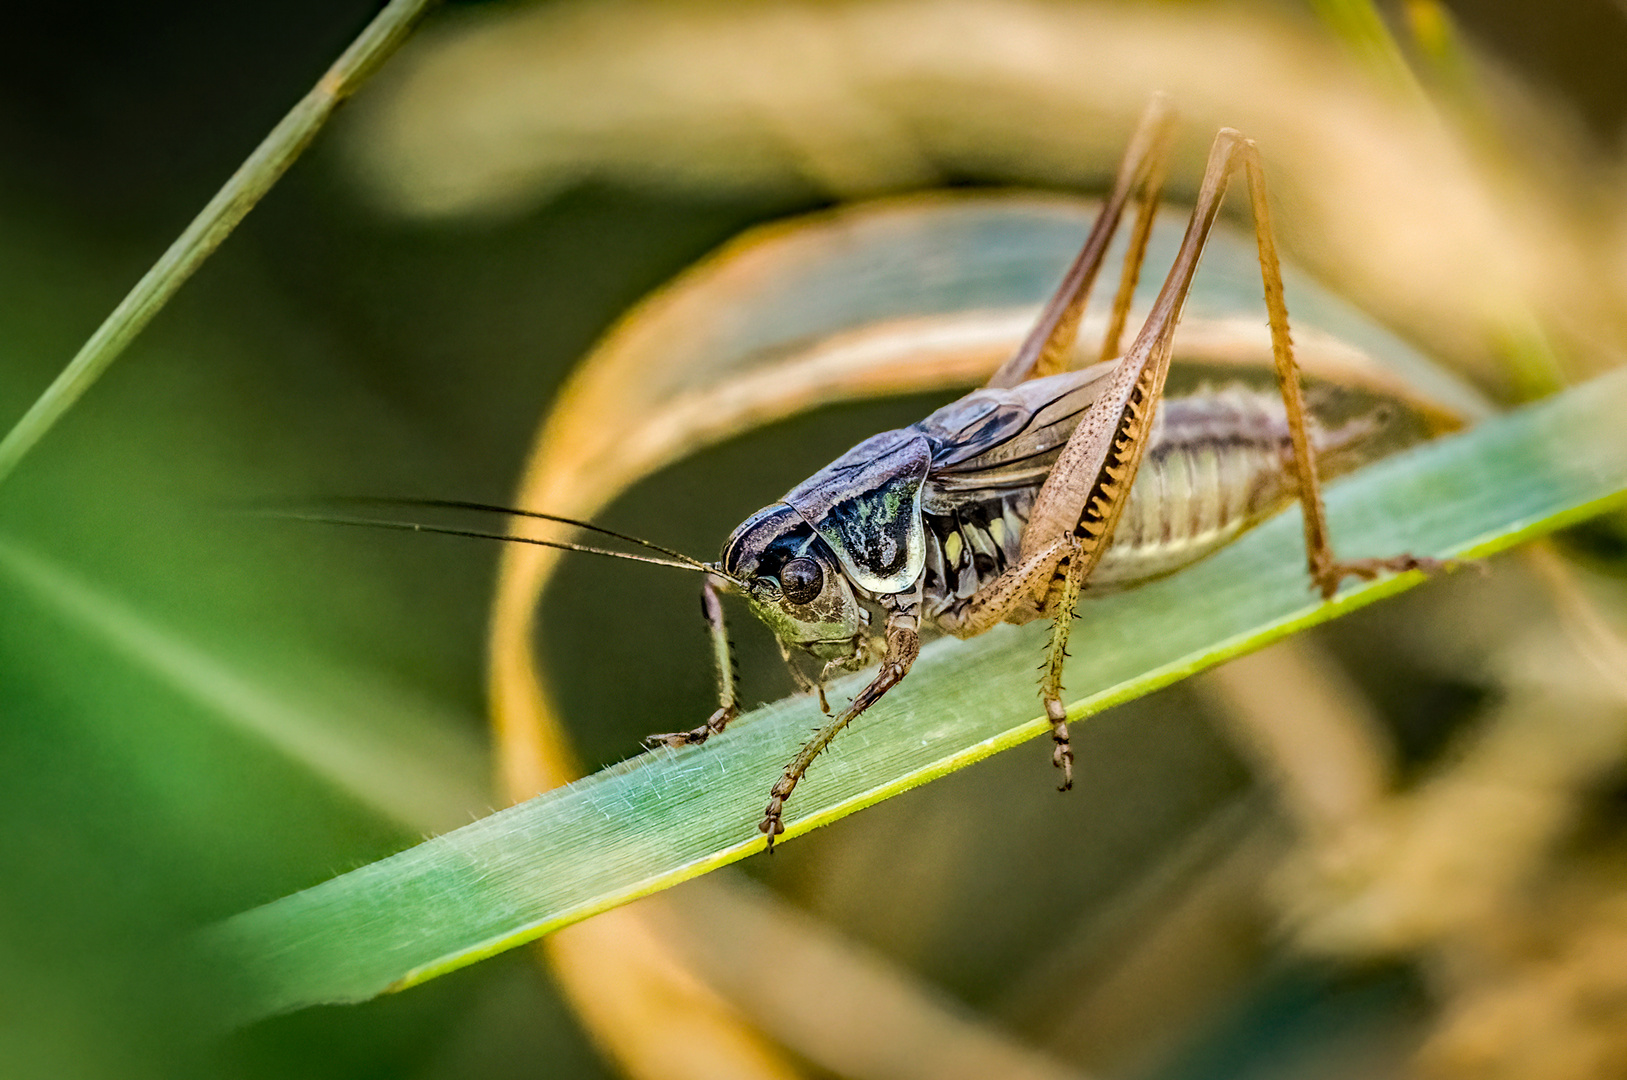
[760,605,921,849]
[1013,128,1442,789]
[645,575,740,748]
[1012,129,1306,787]
[985,95,1176,389]
[1239,150,1447,599]
[1098,143,1168,365]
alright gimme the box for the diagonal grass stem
[0,0,437,487]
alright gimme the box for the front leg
[644,574,740,749]
[760,601,921,848]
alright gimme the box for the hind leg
[985,95,1175,389]
[1016,127,1439,788]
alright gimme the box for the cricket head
[720,503,863,659]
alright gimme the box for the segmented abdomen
[1090,417,1292,587]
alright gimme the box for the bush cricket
[324,98,1443,848]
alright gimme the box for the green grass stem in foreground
[0,0,435,487]
[205,368,1627,1022]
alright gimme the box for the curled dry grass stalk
[477,131,1507,1075]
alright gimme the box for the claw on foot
[1045,697,1073,791]
[643,705,737,751]
[759,774,798,850]
[643,729,704,750]
[1052,738,1074,791]
[1312,553,1458,601]
[759,795,787,851]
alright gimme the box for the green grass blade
[205,369,1627,1022]
[0,0,435,487]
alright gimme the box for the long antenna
[329,496,715,572]
[274,512,722,576]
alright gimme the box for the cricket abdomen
[1088,426,1291,588]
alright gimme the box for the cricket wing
[918,362,1119,498]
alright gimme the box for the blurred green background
[2,2,1624,1079]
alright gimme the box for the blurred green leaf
[0,539,488,834]
[207,367,1627,1021]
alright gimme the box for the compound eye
[779,557,824,605]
